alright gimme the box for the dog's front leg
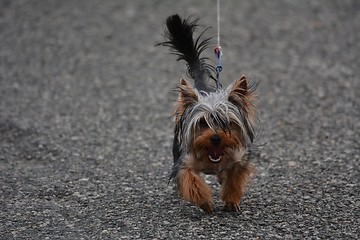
[219,161,253,212]
[177,167,213,213]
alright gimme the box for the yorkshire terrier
[158,14,259,213]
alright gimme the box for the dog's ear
[179,78,198,108]
[228,75,258,142]
[228,75,257,117]
[228,75,249,105]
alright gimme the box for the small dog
[158,14,259,213]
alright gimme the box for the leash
[214,0,223,92]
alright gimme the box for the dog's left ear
[228,75,257,142]
[228,75,249,105]
[228,75,257,118]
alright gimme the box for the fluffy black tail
[157,14,216,92]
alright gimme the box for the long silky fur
[157,14,216,92]
[158,15,260,184]
[175,87,255,153]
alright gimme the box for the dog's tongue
[208,147,224,163]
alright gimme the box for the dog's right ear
[179,78,198,108]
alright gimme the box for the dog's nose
[210,135,221,146]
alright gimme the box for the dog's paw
[199,202,213,214]
[223,202,240,212]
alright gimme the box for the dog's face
[174,76,257,165]
[192,121,243,164]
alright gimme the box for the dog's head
[174,75,257,164]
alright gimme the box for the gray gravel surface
[1,0,359,239]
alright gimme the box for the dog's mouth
[208,147,224,163]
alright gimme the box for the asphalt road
[1,0,359,239]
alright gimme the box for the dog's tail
[157,14,216,92]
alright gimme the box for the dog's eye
[198,118,208,128]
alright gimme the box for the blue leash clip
[214,46,223,91]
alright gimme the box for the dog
[157,14,259,213]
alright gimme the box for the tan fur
[173,76,257,213]
[189,128,244,174]
[229,75,258,126]
[174,78,198,123]
[219,162,254,211]
[177,164,213,213]
[179,137,253,212]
